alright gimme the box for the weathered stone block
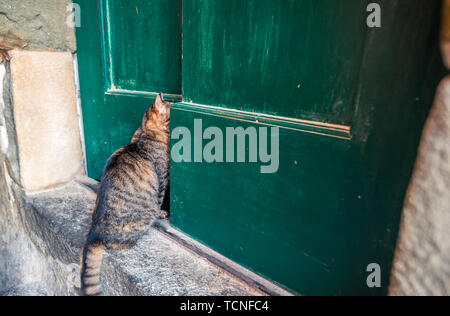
[9,50,83,192]
[0,0,76,52]
[390,76,450,296]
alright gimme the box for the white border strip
[73,53,88,175]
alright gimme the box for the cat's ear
[153,93,167,115]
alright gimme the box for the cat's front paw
[159,210,170,219]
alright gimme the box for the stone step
[18,176,263,296]
[0,282,48,296]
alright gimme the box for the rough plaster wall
[0,63,39,292]
[390,1,450,296]
[0,64,77,295]
[0,157,42,292]
[0,0,82,295]
[0,0,76,52]
[390,77,450,296]
[0,159,80,296]
[0,62,20,183]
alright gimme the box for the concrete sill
[17,176,263,296]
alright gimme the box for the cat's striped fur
[81,94,171,296]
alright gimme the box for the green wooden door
[76,0,445,295]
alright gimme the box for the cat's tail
[80,240,105,296]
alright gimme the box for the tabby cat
[81,94,172,296]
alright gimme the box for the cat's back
[103,142,158,183]
[93,143,159,224]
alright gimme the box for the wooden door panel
[182,0,368,125]
[170,0,445,295]
[170,110,363,295]
[103,0,182,95]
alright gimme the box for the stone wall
[389,0,450,296]
[0,0,76,52]
[0,1,83,294]
[389,77,450,296]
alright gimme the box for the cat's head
[143,93,172,132]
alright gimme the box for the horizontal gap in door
[173,102,352,140]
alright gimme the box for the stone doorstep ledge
[17,175,265,296]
